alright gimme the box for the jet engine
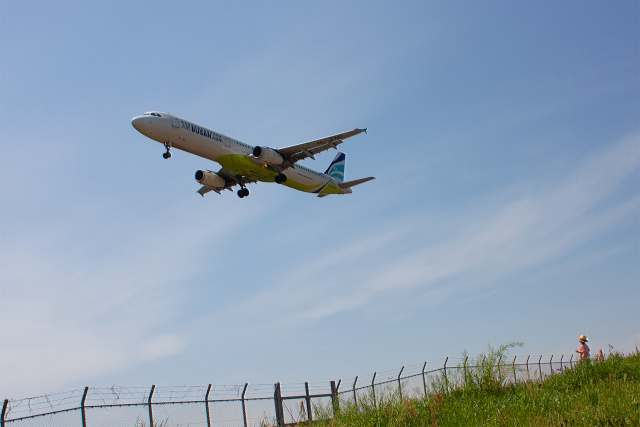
[252,146,284,166]
[195,170,226,188]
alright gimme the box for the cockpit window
[143,112,162,117]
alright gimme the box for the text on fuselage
[181,121,223,143]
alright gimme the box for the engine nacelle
[195,170,226,188]
[252,146,284,166]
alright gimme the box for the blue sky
[1,1,638,399]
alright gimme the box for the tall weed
[305,346,640,427]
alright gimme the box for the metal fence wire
[2,354,579,427]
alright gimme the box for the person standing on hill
[576,335,590,361]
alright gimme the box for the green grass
[306,347,640,427]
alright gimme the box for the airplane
[131,111,375,198]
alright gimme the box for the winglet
[362,128,367,134]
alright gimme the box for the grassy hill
[309,347,640,426]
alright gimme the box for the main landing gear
[237,187,250,198]
[275,173,287,184]
[162,142,172,159]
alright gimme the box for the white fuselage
[131,112,349,195]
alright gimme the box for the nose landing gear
[163,142,172,159]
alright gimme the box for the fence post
[443,357,449,392]
[463,356,468,385]
[570,354,574,368]
[422,362,428,398]
[274,383,284,427]
[512,356,517,383]
[305,382,313,422]
[538,355,543,379]
[549,355,554,375]
[205,384,212,427]
[371,372,377,409]
[352,376,358,405]
[1,399,8,427]
[330,380,340,418]
[241,383,248,427]
[560,355,564,374]
[397,366,405,399]
[81,386,89,427]
[148,385,155,427]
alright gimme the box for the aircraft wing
[277,128,367,164]
[216,168,256,186]
[197,185,217,196]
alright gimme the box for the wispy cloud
[189,15,426,143]
[0,199,266,397]
[211,132,638,331]
[6,131,632,396]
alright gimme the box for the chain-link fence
[2,353,580,427]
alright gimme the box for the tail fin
[325,152,346,183]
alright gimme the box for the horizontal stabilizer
[338,177,376,189]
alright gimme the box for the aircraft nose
[131,116,145,132]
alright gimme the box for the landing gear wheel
[163,142,172,159]
[275,173,287,184]
[237,188,250,198]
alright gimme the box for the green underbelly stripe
[215,154,341,193]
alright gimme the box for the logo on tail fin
[325,152,346,183]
